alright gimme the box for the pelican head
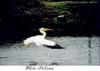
[39,27,53,32]
[39,27,54,38]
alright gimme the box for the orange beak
[43,28,54,31]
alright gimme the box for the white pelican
[23,27,64,49]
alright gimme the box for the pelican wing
[42,39,56,46]
[24,35,43,45]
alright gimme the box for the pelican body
[24,27,63,49]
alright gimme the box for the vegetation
[0,0,98,43]
[42,0,97,2]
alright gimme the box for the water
[0,37,99,65]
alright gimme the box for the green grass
[42,1,97,7]
[42,1,73,11]
[42,1,97,12]
[43,1,65,7]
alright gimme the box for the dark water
[0,37,99,65]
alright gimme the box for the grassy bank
[42,1,97,6]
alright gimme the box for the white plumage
[23,27,63,49]
[24,35,55,46]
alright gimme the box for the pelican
[23,27,64,49]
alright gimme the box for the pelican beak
[44,28,54,31]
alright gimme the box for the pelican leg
[25,43,32,48]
